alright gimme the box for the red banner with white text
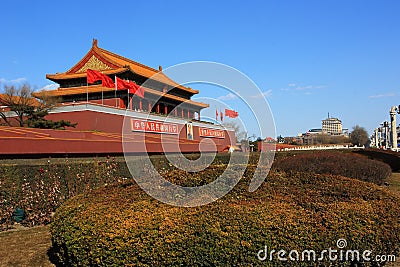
[131,119,179,134]
[199,127,225,138]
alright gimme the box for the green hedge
[273,151,392,185]
[51,165,400,266]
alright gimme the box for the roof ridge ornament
[92,38,98,48]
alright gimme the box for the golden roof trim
[32,85,208,108]
[46,40,199,95]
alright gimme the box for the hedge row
[355,149,400,172]
[273,151,392,185]
[0,153,242,230]
[0,151,391,230]
[0,157,131,230]
[51,164,400,266]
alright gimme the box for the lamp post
[384,121,389,149]
[390,106,398,149]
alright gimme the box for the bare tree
[223,121,247,142]
[0,84,38,126]
[350,125,369,146]
[0,83,72,129]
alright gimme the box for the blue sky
[0,1,399,137]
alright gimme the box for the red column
[174,109,178,117]
[181,109,184,118]
[139,100,143,111]
[129,96,133,110]
[157,104,160,114]
[187,110,190,119]
[148,102,151,112]
[198,112,200,121]
[164,105,168,115]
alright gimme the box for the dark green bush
[51,165,400,266]
[274,151,391,185]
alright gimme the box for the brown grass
[386,172,400,195]
[0,225,53,267]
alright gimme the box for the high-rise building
[322,116,342,135]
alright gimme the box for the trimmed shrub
[274,151,391,185]
[51,165,400,266]
[354,149,400,172]
[0,157,131,230]
[0,153,257,230]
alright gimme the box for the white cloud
[368,93,396,99]
[295,85,327,90]
[252,89,272,98]
[262,90,272,97]
[218,92,238,101]
[279,84,326,92]
[0,77,27,84]
[41,84,59,91]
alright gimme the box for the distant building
[322,116,342,135]
[285,136,304,145]
[342,128,349,137]
[278,114,348,147]
[306,128,323,135]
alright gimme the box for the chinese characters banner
[199,127,225,138]
[131,119,179,135]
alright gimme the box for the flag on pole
[225,109,239,118]
[116,77,131,109]
[114,75,118,107]
[87,69,103,84]
[220,109,224,122]
[115,76,144,98]
[216,109,218,121]
[87,69,114,104]
[87,69,114,88]
[116,77,138,93]
[135,85,144,98]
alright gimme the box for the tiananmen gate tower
[0,39,235,156]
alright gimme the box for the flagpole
[99,70,104,105]
[127,80,129,110]
[115,75,117,108]
[101,87,104,105]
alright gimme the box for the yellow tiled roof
[47,40,198,95]
[32,85,209,108]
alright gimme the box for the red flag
[135,86,144,98]
[116,77,134,91]
[225,109,238,118]
[101,75,115,88]
[87,69,114,88]
[115,77,144,98]
[87,69,103,84]
[216,109,218,121]
[220,109,223,122]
